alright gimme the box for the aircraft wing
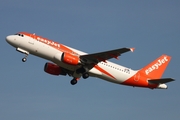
[80,48,134,64]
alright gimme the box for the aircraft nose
[6,35,14,44]
[6,35,18,47]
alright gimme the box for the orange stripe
[122,71,158,88]
[20,32,116,80]
[19,32,78,55]
[94,65,116,80]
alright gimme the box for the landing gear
[76,67,89,79]
[76,67,86,74]
[22,57,27,62]
[70,78,77,85]
[22,54,28,62]
[82,73,89,79]
[16,48,29,62]
[70,67,89,85]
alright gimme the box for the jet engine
[44,62,67,76]
[54,52,80,65]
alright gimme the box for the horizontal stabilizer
[148,78,174,84]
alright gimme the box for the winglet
[130,48,135,52]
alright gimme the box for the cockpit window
[15,33,24,37]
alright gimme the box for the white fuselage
[6,34,138,84]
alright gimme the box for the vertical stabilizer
[140,55,171,79]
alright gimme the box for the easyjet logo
[37,37,60,48]
[145,56,168,75]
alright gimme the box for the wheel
[22,58,27,62]
[82,73,89,79]
[70,79,77,85]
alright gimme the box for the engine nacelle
[61,53,80,65]
[54,52,80,65]
[44,62,67,76]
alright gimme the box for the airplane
[6,32,174,89]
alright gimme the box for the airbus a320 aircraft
[6,32,174,89]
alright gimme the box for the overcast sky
[1,0,180,120]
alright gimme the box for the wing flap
[148,78,174,84]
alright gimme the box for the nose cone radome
[6,35,15,45]
[6,35,12,43]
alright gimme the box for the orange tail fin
[140,55,171,79]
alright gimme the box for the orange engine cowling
[44,62,67,76]
[61,53,80,65]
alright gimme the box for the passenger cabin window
[15,33,24,37]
